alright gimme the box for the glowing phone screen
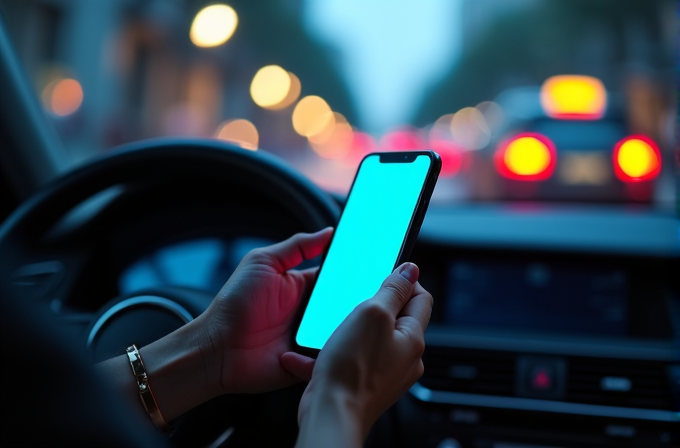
[296,154,432,350]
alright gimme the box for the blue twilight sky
[304,0,463,135]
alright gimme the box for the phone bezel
[291,150,442,357]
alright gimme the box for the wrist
[301,382,368,442]
[139,315,223,421]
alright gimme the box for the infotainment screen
[445,261,628,337]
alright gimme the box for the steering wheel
[0,138,340,447]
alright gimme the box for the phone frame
[291,150,442,357]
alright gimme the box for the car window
[0,0,675,205]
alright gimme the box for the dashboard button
[530,365,554,391]
[516,355,566,399]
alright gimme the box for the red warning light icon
[532,368,552,390]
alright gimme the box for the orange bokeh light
[268,72,301,110]
[215,119,258,150]
[292,96,334,137]
[309,113,353,159]
[43,78,83,116]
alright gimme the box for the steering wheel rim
[0,138,339,254]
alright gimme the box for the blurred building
[0,0,357,162]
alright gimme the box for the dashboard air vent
[421,347,515,396]
[567,356,674,410]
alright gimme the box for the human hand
[195,228,333,394]
[281,263,433,443]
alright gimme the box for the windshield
[1,0,675,205]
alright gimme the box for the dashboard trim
[409,383,680,422]
[425,330,680,361]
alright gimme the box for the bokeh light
[344,131,377,166]
[380,128,427,151]
[429,114,464,177]
[42,78,83,116]
[190,4,238,48]
[540,75,606,120]
[495,133,556,181]
[309,113,353,159]
[268,72,301,110]
[250,65,292,109]
[451,107,490,150]
[309,112,345,144]
[613,136,660,182]
[292,95,334,137]
[215,119,258,150]
[430,114,456,141]
[475,101,504,133]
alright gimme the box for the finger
[289,267,320,305]
[280,352,316,382]
[259,228,333,273]
[371,263,419,317]
[298,266,320,285]
[398,282,433,333]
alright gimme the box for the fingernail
[397,263,418,284]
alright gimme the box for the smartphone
[293,151,441,355]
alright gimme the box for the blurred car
[472,75,665,203]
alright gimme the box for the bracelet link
[126,344,171,432]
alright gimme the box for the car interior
[0,1,678,447]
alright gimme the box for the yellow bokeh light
[617,139,658,178]
[250,65,291,109]
[504,137,551,176]
[190,4,238,48]
[541,75,606,119]
[42,78,83,116]
[268,72,301,110]
[292,95,333,137]
[215,119,258,150]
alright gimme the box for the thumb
[371,263,419,317]
[281,352,316,382]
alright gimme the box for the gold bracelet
[125,344,171,432]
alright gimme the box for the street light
[190,4,238,48]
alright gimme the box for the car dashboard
[392,204,679,448]
[22,193,679,447]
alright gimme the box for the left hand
[195,228,333,394]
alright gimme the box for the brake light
[540,75,606,120]
[495,133,556,181]
[613,136,661,182]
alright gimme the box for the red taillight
[494,133,556,181]
[613,136,661,182]
[430,139,464,177]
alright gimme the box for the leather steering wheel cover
[0,138,340,259]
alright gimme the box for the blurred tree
[414,0,672,126]
[186,0,357,123]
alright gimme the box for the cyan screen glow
[296,154,431,350]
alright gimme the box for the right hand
[281,262,433,438]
